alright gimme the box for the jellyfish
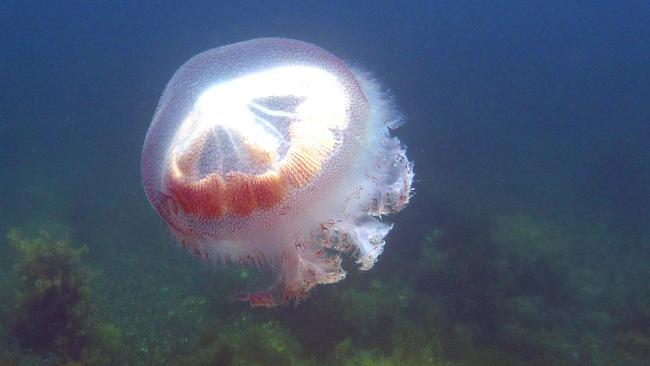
[141,38,413,307]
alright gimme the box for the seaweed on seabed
[174,319,318,366]
[6,228,125,365]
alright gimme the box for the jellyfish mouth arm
[240,243,347,307]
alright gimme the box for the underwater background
[1,1,649,365]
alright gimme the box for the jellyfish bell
[141,38,414,307]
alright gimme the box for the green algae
[3,229,125,365]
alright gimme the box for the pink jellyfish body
[141,38,413,307]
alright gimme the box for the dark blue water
[1,1,649,365]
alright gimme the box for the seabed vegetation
[1,184,648,366]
